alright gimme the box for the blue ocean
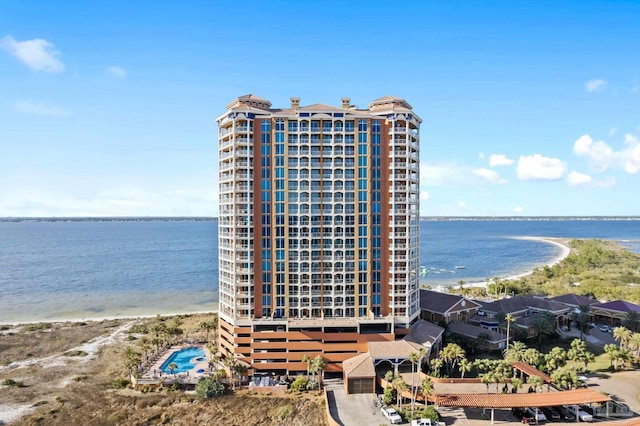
[1,219,639,324]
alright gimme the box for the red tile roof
[512,362,553,383]
[436,388,610,408]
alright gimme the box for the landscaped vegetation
[495,239,640,304]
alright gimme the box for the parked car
[541,407,561,422]
[564,405,593,422]
[381,406,403,424]
[599,325,610,332]
[526,407,547,423]
[411,419,433,426]
[553,406,575,421]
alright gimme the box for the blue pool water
[160,347,206,374]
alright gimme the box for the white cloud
[517,154,567,181]
[0,35,64,72]
[489,154,514,167]
[585,78,607,92]
[573,133,640,174]
[567,171,593,186]
[573,134,615,171]
[513,206,524,213]
[106,65,126,78]
[478,152,485,160]
[622,134,640,173]
[15,100,70,117]
[457,201,466,209]
[608,127,618,137]
[473,168,506,184]
[420,191,430,200]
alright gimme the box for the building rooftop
[480,295,571,315]
[548,293,597,307]
[419,289,481,314]
[404,319,444,347]
[342,353,375,378]
[593,299,640,313]
[447,321,506,343]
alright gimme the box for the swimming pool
[160,347,206,374]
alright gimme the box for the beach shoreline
[3,237,575,325]
[451,236,573,289]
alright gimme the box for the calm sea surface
[1,219,639,324]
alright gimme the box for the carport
[436,388,610,424]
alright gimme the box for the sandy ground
[0,321,134,424]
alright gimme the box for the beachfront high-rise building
[216,95,421,375]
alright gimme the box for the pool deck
[135,341,213,386]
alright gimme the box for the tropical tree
[624,311,640,332]
[395,376,409,408]
[458,359,473,379]
[551,368,579,390]
[613,326,632,349]
[527,375,544,393]
[530,312,555,349]
[439,343,465,376]
[504,340,527,362]
[409,348,426,416]
[198,319,217,343]
[429,357,444,377]
[139,336,152,360]
[168,362,178,379]
[544,346,568,372]
[505,314,515,351]
[122,345,140,376]
[628,332,640,362]
[510,376,523,393]
[567,338,595,371]
[576,304,592,340]
[302,354,312,380]
[523,348,543,368]
[310,355,327,390]
[420,376,434,405]
[479,372,493,393]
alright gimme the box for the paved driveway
[325,378,387,426]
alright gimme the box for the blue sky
[1,1,639,217]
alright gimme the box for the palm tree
[458,359,472,379]
[409,348,426,416]
[198,319,216,343]
[527,375,544,393]
[567,338,595,371]
[505,314,515,351]
[394,375,408,408]
[531,312,555,350]
[504,341,527,362]
[420,376,434,405]
[122,345,140,380]
[302,354,312,380]
[479,372,493,393]
[439,343,465,376]
[310,355,327,390]
[628,332,640,362]
[544,346,568,371]
[576,304,592,340]
[168,362,178,379]
[613,326,632,349]
[624,311,640,332]
[510,376,523,393]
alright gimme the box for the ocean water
[1,219,639,324]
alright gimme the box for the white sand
[459,236,572,288]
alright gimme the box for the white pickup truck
[564,405,593,422]
[381,406,403,424]
[411,419,432,426]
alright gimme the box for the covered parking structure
[436,388,610,424]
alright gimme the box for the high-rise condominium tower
[216,95,421,375]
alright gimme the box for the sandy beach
[459,236,572,288]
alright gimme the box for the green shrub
[112,377,130,389]
[1,378,24,388]
[289,376,308,392]
[195,377,225,398]
[270,405,294,420]
[383,386,396,405]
